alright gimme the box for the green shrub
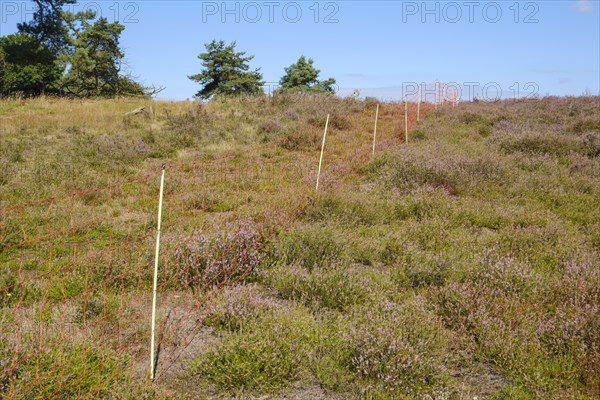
[46,272,85,303]
[329,114,352,130]
[204,284,281,332]
[378,237,402,265]
[277,128,320,151]
[304,195,379,225]
[459,111,489,125]
[268,265,368,311]
[386,159,454,192]
[582,131,600,157]
[569,117,600,134]
[191,307,315,394]
[344,298,450,398]
[170,221,264,292]
[0,218,22,251]
[0,342,125,398]
[477,123,493,137]
[348,241,378,266]
[310,318,354,392]
[392,198,444,221]
[454,207,504,229]
[273,227,345,271]
[392,252,448,289]
[368,152,506,197]
[410,129,427,140]
[499,133,582,157]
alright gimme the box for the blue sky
[1,0,599,100]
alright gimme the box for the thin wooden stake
[417,84,421,122]
[453,89,457,108]
[372,104,379,160]
[442,83,447,106]
[404,95,409,144]
[150,163,165,381]
[435,81,439,110]
[316,114,329,191]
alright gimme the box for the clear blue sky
[1,0,599,100]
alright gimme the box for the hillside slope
[0,96,599,399]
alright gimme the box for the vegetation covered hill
[0,95,599,399]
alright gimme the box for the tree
[59,17,125,96]
[0,33,62,96]
[17,0,77,53]
[58,14,162,97]
[0,47,4,90]
[279,56,336,94]
[0,0,154,98]
[189,40,264,100]
[0,0,76,96]
[116,75,149,97]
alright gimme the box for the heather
[1,95,599,398]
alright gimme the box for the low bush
[203,284,281,331]
[304,195,380,226]
[0,342,125,398]
[392,251,448,289]
[344,298,451,399]
[268,264,369,311]
[277,128,320,151]
[191,307,315,394]
[272,227,345,271]
[171,221,264,293]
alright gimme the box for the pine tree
[1,0,152,97]
[189,40,264,100]
[279,56,336,94]
[17,0,77,53]
[59,17,125,97]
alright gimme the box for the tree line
[189,40,336,100]
[0,0,336,99]
[0,0,156,97]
